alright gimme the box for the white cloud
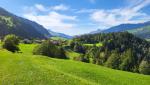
[24,4,69,12]
[132,0,150,11]
[35,4,47,11]
[76,9,98,13]
[24,12,76,31]
[22,0,150,34]
[90,0,150,29]
[50,4,69,11]
[23,4,77,33]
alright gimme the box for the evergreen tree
[139,53,150,75]
[119,49,135,71]
[105,50,120,69]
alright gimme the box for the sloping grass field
[83,43,103,47]
[0,44,150,85]
[65,49,83,59]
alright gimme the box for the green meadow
[0,44,150,85]
[83,43,103,47]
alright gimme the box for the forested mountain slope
[73,32,150,74]
[0,7,52,39]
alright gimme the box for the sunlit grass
[65,50,82,59]
[83,43,103,47]
[0,44,150,85]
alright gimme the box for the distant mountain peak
[91,21,150,33]
[90,29,104,34]
[0,7,52,39]
[48,29,73,39]
[0,7,73,39]
[89,21,150,39]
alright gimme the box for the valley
[0,1,150,85]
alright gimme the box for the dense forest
[70,32,150,74]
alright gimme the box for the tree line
[71,32,150,75]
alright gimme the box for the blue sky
[0,0,150,35]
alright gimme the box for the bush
[2,34,20,52]
[33,40,67,59]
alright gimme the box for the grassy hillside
[0,44,150,85]
[83,43,103,47]
[127,25,150,39]
[65,50,83,59]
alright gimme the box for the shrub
[33,40,67,59]
[2,34,20,52]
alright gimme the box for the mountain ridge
[90,21,150,39]
[0,7,51,39]
[0,7,72,39]
[48,29,73,39]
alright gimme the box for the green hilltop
[127,26,150,40]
